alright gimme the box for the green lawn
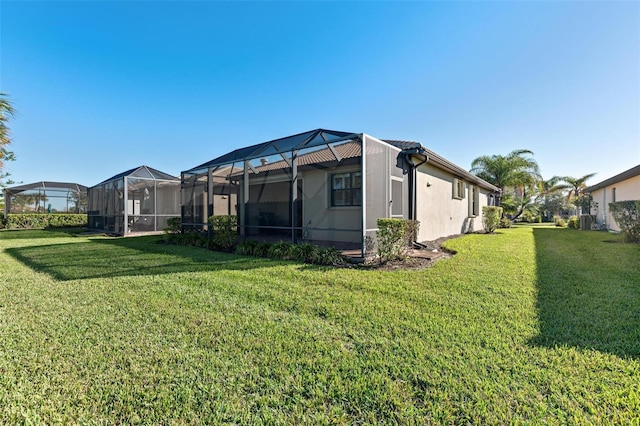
[0,226,638,424]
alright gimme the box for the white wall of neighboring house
[414,163,491,242]
[590,173,640,231]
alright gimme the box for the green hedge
[609,201,640,243]
[376,218,419,263]
[5,214,88,229]
[482,206,502,233]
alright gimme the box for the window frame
[453,178,466,200]
[330,171,362,207]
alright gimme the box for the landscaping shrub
[254,241,273,257]
[404,219,420,248]
[567,216,579,229]
[482,206,502,233]
[377,218,409,263]
[609,200,640,243]
[208,215,237,251]
[554,215,567,227]
[162,217,181,243]
[317,247,345,266]
[292,242,320,264]
[499,217,512,229]
[236,240,259,256]
[5,213,87,229]
[268,241,295,260]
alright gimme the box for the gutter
[402,147,428,222]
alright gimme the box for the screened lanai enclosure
[3,181,88,216]
[87,166,181,235]
[182,129,406,256]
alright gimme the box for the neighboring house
[87,166,181,235]
[584,164,640,231]
[181,129,498,256]
[3,181,88,216]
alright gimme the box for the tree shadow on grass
[5,235,276,281]
[529,227,640,359]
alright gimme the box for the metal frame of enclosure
[87,166,181,235]
[181,129,405,256]
[3,181,88,216]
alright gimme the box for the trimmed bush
[377,218,409,263]
[499,218,512,229]
[554,215,567,227]
[162,217,182,243]
[567,216,579,229]
[609,200,640,243]
[5,213,87,229]
[208,215,237,251]
[482,206,502,233]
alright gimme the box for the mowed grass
[0,226,638,424]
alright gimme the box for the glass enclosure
[87,166,180,235]
[3,182,88,216]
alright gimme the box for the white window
[453,178,465,200]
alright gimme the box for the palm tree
[470,149,541,218]
[534,176,570,220]
[560,173,597,215]
[0,93,16,170]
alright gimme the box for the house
[584,164,640,231]
[87,165,181,235]
[181,129,499,256]
[3,181,88,216]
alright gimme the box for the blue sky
[1,1,638,188]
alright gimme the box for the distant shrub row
[3,213,87,229]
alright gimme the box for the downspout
[403,148,428,222]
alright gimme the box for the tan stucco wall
[590,174,640,231]
[301,167,362,244]
[415,163,491,241]
[243,167,362,244]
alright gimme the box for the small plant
[162,217,181,243]
[499,217,512,229]
[268,241,295,260]
[254,241,273,257]
[482,206,502,233]
[236,240,259,256]
[292,243,320,264]
[567,216,579,229]
[553,215,567,227]
[404,220,420,248]
[317,247,345,266]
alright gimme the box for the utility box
[579,214,594,230]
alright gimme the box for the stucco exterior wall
[590,174,640,231]
[415,163,490,241]
[301,166,362,244]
